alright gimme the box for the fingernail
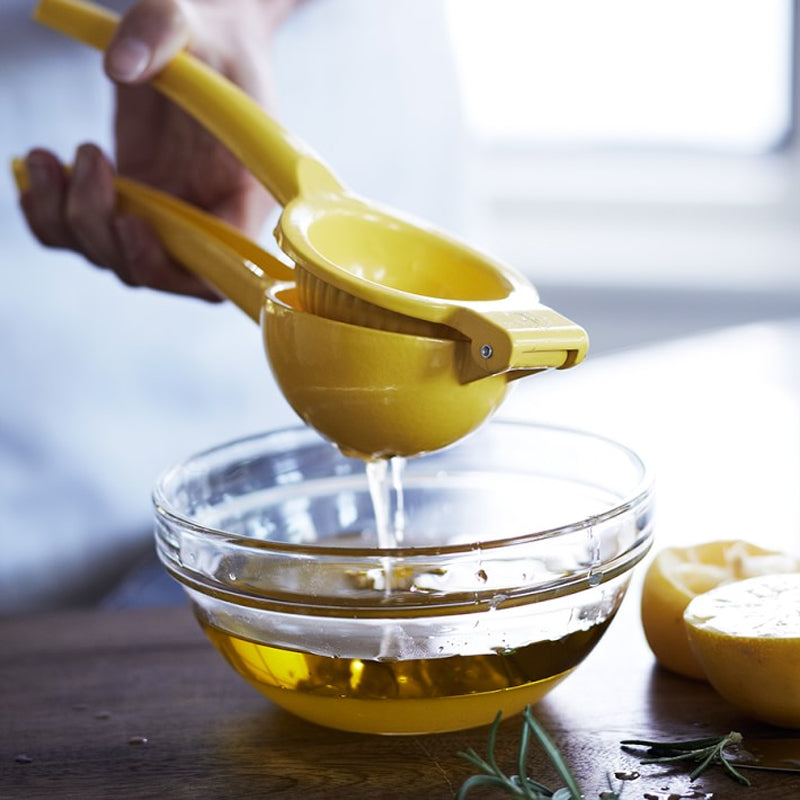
[26,153,51,191]
[106,36,151,81]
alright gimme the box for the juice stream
[365,456,406,594]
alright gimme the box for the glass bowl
[153,421,653,735]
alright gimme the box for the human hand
[19,0,295,300]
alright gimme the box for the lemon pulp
[684,573,800,728]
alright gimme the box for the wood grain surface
[2,594,799,800]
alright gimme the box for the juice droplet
[390,456,407,544]
[587,523,601,587]
[365,459,389,545]
[488,593,508,610]
[365,456,408,597]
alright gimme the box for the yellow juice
[200,616,611,734]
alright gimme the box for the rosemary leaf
[456,707,584,800]
[486,711,503,775]
[516,710,534,799]
[620,731,751,787]
[553,789,579,800]
[720,754,752,787]
[688,747,718,781]
[522,708,583,800]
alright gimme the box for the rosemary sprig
[620,731,751,786]
[456,707,586,799]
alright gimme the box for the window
[445,0,799,290]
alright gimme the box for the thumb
[104,0,191,83]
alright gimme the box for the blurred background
[1,0,798,614]
[445,0,800,350]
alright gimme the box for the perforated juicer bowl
[153,421,654,735]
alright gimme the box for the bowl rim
[152,419,654,559]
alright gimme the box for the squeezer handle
[12,158,293,322]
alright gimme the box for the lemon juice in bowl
[200,614,613,735]
[154,422,654,734]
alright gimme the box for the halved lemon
[640,540,797,680]
[684,573,800,728]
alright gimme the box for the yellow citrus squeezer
[22,0,589,458]
[33,0,588,378]
[13,161,512,458]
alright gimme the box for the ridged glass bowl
[153,421,653,734]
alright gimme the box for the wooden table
[3,600,799,799]
[3,320,800,799]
